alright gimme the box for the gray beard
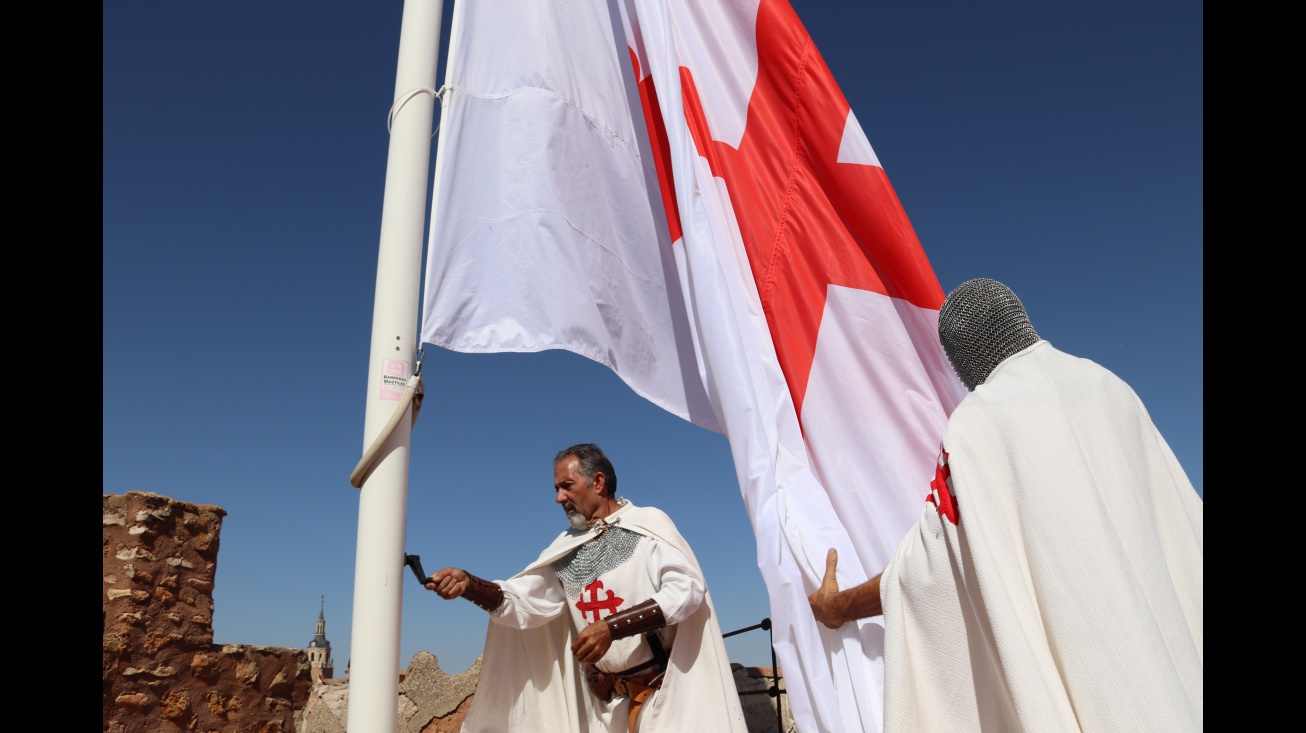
[566,509,589,531]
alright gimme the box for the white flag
[421,1,966,731]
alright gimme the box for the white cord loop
[387,85,450,137]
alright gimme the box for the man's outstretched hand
[808,548,846,629]
[808,548,885,627]
[425,567,469,600]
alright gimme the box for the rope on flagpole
[350,350,425,489]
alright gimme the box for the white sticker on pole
[379,358,409,400]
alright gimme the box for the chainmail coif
[937,278,1040,391]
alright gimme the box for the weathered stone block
[104,492,310,733]
[160,690,191,719]
[114,693,153,710]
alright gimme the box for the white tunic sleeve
[489,567,567,629]
[644,538,705,625]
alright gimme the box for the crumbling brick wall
[104,491,312,733]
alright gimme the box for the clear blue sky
[103,1,1202,676]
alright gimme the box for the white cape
[460,501,748,732]
[880,341,1202,732]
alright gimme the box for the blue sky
[103,1,1202,676]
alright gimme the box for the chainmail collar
[551,502,642,596]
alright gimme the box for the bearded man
[808,278,1203,732]
[425,443,748,733]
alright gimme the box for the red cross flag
[420,1,966,730]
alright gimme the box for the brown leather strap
[590,661,665,699]
[461,572,504,612]
[611,671,663,698]
[605,599,665,640]
[625,680,659,731]
[584,664,615,701]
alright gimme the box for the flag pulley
[350,348,425,489]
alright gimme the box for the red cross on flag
[421,1,966,730]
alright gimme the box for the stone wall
[104,491,313,733]
[733,665,798,733]
[297,654,796,733]
[298,651,482,733]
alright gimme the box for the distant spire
[308,594,335,681]
[310,595,330,648]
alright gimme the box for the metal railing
[722,617,785,732]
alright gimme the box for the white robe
[460,501,749,733]
[881,340,1202,732]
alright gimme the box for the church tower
[307,595,334,683]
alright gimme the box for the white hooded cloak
[880,341,1202,732]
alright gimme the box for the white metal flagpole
[348,1,443,731]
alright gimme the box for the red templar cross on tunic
[927,449,959,525]
[576,579,624,623]
[632,0,946,417]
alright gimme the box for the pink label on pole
[379,358,409,400]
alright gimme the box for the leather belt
[611,670,664,698]
[585,658,664,702]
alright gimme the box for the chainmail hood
[937,278,1040,391]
